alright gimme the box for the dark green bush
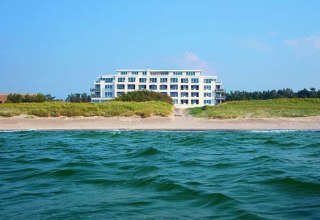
[115,91,172,105]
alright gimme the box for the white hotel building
[91,69,225,108]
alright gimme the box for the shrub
[115,91,173,105]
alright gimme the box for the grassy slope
[0,101,173,118]
[189,98,320,118]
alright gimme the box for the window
[160,78,167,83]
[181,92,188,97]
[104,78,113,83]
[139,78,147,83]
[191,92,199,97]
[105,92,113,97]
[117,84,125,89]
[191,99,199,104]
[191,78,199,83]
[204,93,212,97]
[181,99,188,104]
[142,71,147,75]
[191,85,199,90]
[128,77,136,82]
[181,78,188,83]
[204,100,211,105]
[120,72,127,75]
[150,78,157,83]
[105,85,113,89]
[118,77,125,82]
[181,85,188,90]
[161,92,167,95]
[170,85,178,90]
[170,92,178,97]
[216,85,221,90]
[128,84,135,90]
[204,79,213,83]
[172,99,178,104]
[160,85,167,90]
[170,78,178,83]
[132,71,138,75]
[204,85,211,90]
[186,71,195,76]
[139,85,146,90]
[149,85,157,90]
[173,72,182,76]
[117,92,124,96]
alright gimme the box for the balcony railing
[216,96,226,100]
[215,89,225,93]
[90,88,100,92]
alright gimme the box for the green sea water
[0,130,319,219]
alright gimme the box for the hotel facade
[91,69,225,108]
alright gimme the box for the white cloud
[284,35,320,51]
[171,51,216,75]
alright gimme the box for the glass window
[204,93,212,97]
[170,92,178,97]
[132,71,138,75]
[191,92,199,97]
[191,85,199,90]
[128,84,135,90]
[181,92,188,97]
[160,78,168,83]
[191,99,199,104]
[170,85,178,90]
[181,78,188,83]
[191,78,199,83]
[142,71,147,75]
[204,79,213,83]
[128,77,136,82]
[139,85,146,90]
[117,84,125,89]
[160,85,167,90]
[105,85,113,89]
[181,99,188,104]
[204,85,211,90]
[120,72,127,75]
[181,85,188,90]
[204,100,211,104]
[172,99,178,104]
[150,78,157,83]
[173,72,182,76]
[117,92,124,96]
[149,85,157,90]
[104,78,113,83]
[105,92,113,97]
[118,77,125,82]
[139,78,147,83]
[186,71,195,76]
[170,78,178,83]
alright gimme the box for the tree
[66,93,91,102]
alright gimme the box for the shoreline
[1,115,319,131]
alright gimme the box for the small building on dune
[0,94,8,103]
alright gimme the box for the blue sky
[1,0,319,98]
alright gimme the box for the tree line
[6,93,91,103]
[226,88,320,101]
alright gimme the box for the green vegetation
[66,93,91,102]
[6,93,54,103]
[189,98,320,119]
[0,101,173,118]
[226,88,320,101]
[115,90,173,105]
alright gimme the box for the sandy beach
[0,115,319,131]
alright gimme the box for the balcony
[90,88,100,92]
[215,89,225,93]
[216,95,226,100]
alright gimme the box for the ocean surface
[0,130,319,219]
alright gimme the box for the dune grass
[189,98,320,119]
[0,101,173,118]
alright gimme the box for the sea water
[0,130,319,219]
